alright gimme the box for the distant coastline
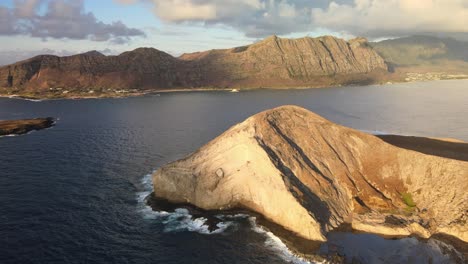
[1,76,467,101]
[1,35,467,100]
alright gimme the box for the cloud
[312,0,468,38]
[155,0,217,21]
[0,0,145,43]
[115,0,468,39]
[0,48,75,66]
[146,0,317,37]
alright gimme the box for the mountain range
[0,35,467,98]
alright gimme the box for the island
[151,105,467,256]
[0,117,55,136]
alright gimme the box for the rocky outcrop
[0,117,55,136]
[0,36,388,95]
[152,106,467,243]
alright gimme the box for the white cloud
[278,1,297,17]
[115,0,468,39]
[150,0,267,22]
[0,0,145,43]
[114,0,311,37]
[312,0,468,37]
[154,0,217,21]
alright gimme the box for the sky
[0,0,467,65]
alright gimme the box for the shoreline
[148,190,468,262]
[1,77,467,101]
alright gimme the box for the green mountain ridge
[372,35,468,67]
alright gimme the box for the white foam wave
[136,173,167,220]
[24,98,43,102]
[2,95,44,102]
[136,173,320,262]
[248,217,323,264]
[0,130,35,138]
[162,208,235,234]
[136,173,235,235]
[0,134,19,138]
[140,173,153,192]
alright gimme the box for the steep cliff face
[0,36,388,93]
[152,106,467,243]
[181,35,388,87]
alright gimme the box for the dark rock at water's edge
[147,194,323,249]
[147,194,466,263]
[146,194,332,263]
[0,117,55,136]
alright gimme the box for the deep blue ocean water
[1,80,467,264]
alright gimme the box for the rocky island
[0,117,55,136]
[152,106,467,253]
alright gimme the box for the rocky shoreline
[0,117,55,136]
[147,195,467,262]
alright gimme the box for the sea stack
[152,106,468,243]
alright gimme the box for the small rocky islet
[0,117,55,136]
[151,105,467,260]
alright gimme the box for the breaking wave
[136,173,235,235]
[248,217,321,264]
[136,173,322,263]
[2,95,44,102]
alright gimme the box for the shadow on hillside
[377,135,468,162]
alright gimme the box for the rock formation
[0,36,388,96]
[152,106,468,244]
[0,117,55,136]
